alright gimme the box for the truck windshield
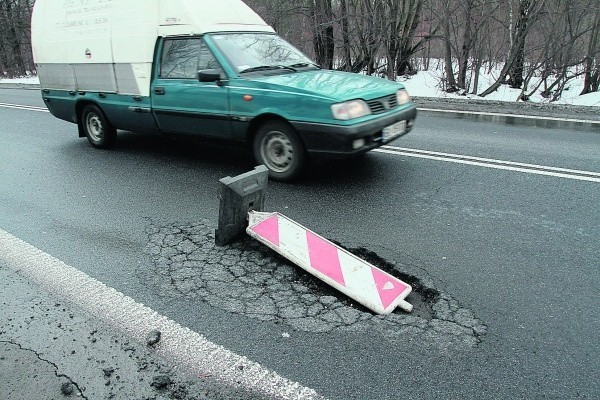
[209,33,318,74]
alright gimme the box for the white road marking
[385,146,600,177]
[0,228,324,400]
[1,102,598,126]
[418,107,600,125]
[0,102,49,112]
[2,100,597,183]
[375,146,600,183]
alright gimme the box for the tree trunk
[479,44,521,97]
[480,0,539,97]
[339,0,352,71]
[458,0,475,90]
[507,0,532,89]
[581,10,600,95]
[0,49,5,77]
[395,0,422,77]
[311,0,335,70]
[443,2,457,91]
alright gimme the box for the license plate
[382,120,407,142]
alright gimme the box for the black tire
[80,104,117,149]
[253,120,306,182]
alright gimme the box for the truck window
[160,38,223,79]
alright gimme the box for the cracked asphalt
[144,220,487,347]
[0,263,269,400]
[0,341,78,400]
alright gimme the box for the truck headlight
[331,100,371,120]
[396,89,411,105]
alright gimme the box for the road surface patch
[145,220,487,347]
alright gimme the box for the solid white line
[0,102,49,112]
[1,100,596,181]
[417,107,600,125]
[383,146,600,178]
[374,148,600,183]
[0,228,323,400]
[1,101,597,125]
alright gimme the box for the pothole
[333,244,440,320]
[143,220,487,347]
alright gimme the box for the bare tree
[441,0,459,91]
[338,0,353,70]
[0,0,34,77]
[0,0,24,76]
[377,0,424,79]
[340,0,385,74]
[470,1,501,93]
[507,0,535,88]
[427,0,492,92]
[479,0,545,96]
[311,0,335,69]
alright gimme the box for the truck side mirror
[197,69,223,83]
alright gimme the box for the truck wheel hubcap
[261,132,294,172]
[86,113,103,141]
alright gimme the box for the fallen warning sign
[247,212,413,314]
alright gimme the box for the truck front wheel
[81,104,117,149]
[253,121,306,182]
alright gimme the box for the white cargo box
[31,0,274,96]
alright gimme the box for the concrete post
[215,165,269,246]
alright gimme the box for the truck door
[151,37,231,137]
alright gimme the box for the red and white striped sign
[246,212,413,314]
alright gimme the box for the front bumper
[291,104,417,158]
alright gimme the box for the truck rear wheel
[81,104,117,149]
[253,120,306,182]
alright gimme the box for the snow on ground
[2,68,598,107]
[0,76,39,84]
[399,63,600,107]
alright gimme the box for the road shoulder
[0,262,266,400]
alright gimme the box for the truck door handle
[154,87,165,95]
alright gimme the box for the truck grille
[366,94,398,114]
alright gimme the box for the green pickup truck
[32,0,417,181]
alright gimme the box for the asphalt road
[1,88,598,399]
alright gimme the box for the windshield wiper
[240,65,297,74]
[288,62,320,69]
